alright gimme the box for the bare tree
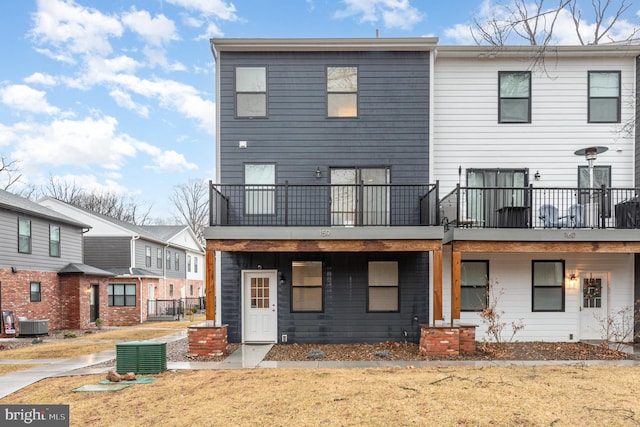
[44,175,153,225]
[473,0,637,46]
[169,179,209,243]
[0,156,22,191]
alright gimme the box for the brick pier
[419,324,477,356]
[188,324,228,357]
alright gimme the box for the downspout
[130,235,142,323]
[138,277,144,324]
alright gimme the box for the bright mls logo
[1,405,69,426]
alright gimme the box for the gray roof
[138,225,187,241]
[106,267,161,278]
[57,263,115,277]
[0,190,90,228]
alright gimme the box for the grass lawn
[1,365,640,426]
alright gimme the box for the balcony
[208,182,440,228]
[440,185,640,230]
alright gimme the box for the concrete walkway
[1,334,640,400]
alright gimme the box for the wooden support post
[205,249,216,324]
[451,249,461,325]
[433,249,443,321]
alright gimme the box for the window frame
[18,217,31,254]
[327,66,358,118]
[145,246,152,267]
[235,66,267,118]
[187,255,192,273]
[461,260,489,312]
[578,165,612,218]
[175,252,179,271]
[291,261,323,313]
[49,224,61,257]
[244,163,276,216]
[157,248,163,269]
[108,283,137,307]
[194,256,198,273]
[169,284,174,297]
[367,261,399,313]
[588,70,621,123]
[166,250,171,270]
[30,281,41,302]
[531,260,565,312]
[498,71,531,123]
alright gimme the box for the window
[49,225,60,257]
[145,246,151,267]
[18,217,31,254]
[157,248,163,268]
[108,283,136,307]
[245,163,275,215]
[190,284,193,296]
[236,66,266,117]
[498,71,531,123]
[578,165,611,218]
[175,252,179,271]
[467,168,528,227]
[194,257,198,273]
[291,261,323,312]
[30,282,41,302]
[187,255,192,273]
[461,261,489,311]
[327,66,358,117]
[588,71,620,123]
[532,260,565,312]
[166,250,171,270]
[169,284,174,297]
[331,167,390,226]
[368,261,399,312]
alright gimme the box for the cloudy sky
[0,0,637,219]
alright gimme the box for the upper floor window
[532,260,565,312]
[588,71,620,123]
[244,163,276,215]
[157,248,163,269]
[461,260,488,311]
[166,250,171,270]
[498,71,531,123]
[187,255,192,273]
[368,261,399,312]
[194,256,198,273]
[236,66,266,117]
[145,246,152,267]
[175,252,180,271]
[327,66,358,117]
[18,217,31,254]
[49,225,60,257]
[291,261,323,312]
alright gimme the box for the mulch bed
[263,341,635,362]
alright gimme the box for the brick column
[419,324,477,356]
[188,324,228,357]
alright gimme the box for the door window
[331,167,389,225]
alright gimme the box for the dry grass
[0,364,39,375]
[2,365,640,426]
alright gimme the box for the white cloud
[121,8,178,47]
[0,84,60,115]
[30,0,123,59]
[134,141,198,172]
[48,172,129,195]
[443,24,476,45]
[109,89,150,117]
[334,0,423,30]
[24,73,57,86]
[195,22,224,40]
[165,0,238,21]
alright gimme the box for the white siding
[433,55,636,195]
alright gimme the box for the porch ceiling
[207,238,442,253]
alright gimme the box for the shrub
[479,279,525,344]
[64,332,77,339]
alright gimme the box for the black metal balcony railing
[440,184,640,230]
[209,181,440,227]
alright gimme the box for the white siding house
[432,44,640,342]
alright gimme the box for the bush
[95,318,104,329]
[63,332,77,339]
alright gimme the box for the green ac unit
[116,342,167,374]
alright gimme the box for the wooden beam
[451,250,461,325]
[453,240,640,254]
[432,249,443,321]
[205,249,216,323]
[207,239,442,253]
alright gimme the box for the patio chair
[557,204,584,228]
[538,204,559,228]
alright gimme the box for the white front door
[579,273,607,340]
[242,270,278,343]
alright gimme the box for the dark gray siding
[221,252,429,344]
[164,248,186,279]
[134,239,167,276]
[84,236,131,269]
[218,50,430,185]
[0,208,84,271]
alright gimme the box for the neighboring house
[205,38,443,344]
[39,198,205,326]
[0,190,113,336]
[433,44,640,342]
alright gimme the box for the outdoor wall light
[11,266,17,274]
[279,273,286,285]
[315,167,322,179]
[534,171,541,181]
[569,274,579,288]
